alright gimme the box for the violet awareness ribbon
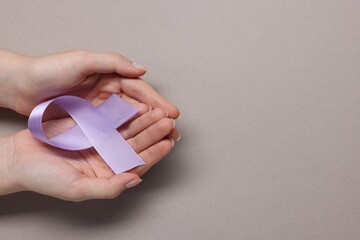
[28,94,145,174]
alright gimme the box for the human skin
[0,50,181,201]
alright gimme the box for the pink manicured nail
[176,133,181,141]
[126,178,142,188]
[132,62,147,71]
[176,112,182,120]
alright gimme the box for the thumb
[68,172,142,201]
[75,50,147,78]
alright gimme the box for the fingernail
[165,111,169,118]
[132,62,147,71]
[176,133,181,141]
[148,105,153,112]
[176,112,182,120]
[170,139,175,147]
[126,178,142,188]
[172,119,176,127]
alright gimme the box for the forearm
[0,49,29,110]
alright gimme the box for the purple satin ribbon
[28,94,145,174]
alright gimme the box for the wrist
[0,135,23,195]
[0,50,30,111]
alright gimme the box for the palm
[15,73,153,181]
[10,97,175,201]
[12,129,95,196]
[10,125,123,200]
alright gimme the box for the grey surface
[0,0,360,239]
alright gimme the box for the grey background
[0,0,359,239]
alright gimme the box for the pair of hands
[0,50,180,201]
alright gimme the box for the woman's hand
[0,49,180,119]
[0,106,175,201]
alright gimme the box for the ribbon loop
[28,94,145,174]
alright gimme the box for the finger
[120,93,141,104]
[122,93,153,114]
[120,78,181,119]
[119,108,167,140]
[118,95,150,119]
[167,127,181,142]
[130,102,150,116]
[41,101,149,139]
[76,50,147,78]
[131,138,174,176]
[67,173,141,201]
[127,118,175,153]
[83,88,149,115]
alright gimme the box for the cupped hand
[6,50,180,119]
[2,106,175,201]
